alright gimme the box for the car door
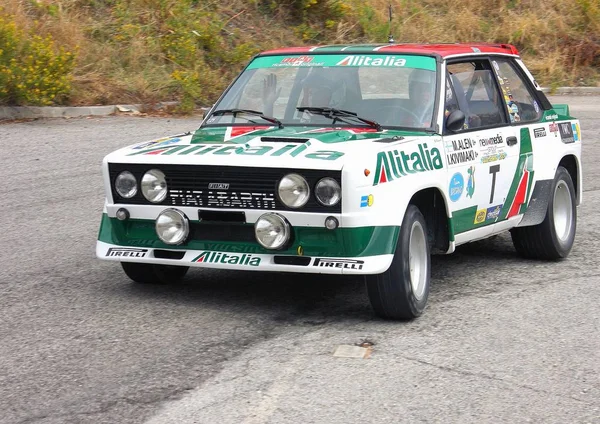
[487,57,544,230]
[442,59,514,243]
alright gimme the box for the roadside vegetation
[1,0,598,111]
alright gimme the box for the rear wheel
[510,166,576,259]
[366,205,431,320]
[121,262,189,284]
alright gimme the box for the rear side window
[490,58,543,123]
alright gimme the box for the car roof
[258,43,520,58]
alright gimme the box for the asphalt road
[1,96,599,424]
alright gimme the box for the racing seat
[450,74,481,129]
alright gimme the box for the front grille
[109,164,341,213]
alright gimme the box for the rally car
[97,43,582,319]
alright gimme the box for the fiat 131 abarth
[97,43,582,319]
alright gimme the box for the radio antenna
[388,4,394,43]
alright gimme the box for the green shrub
[0,15,76,106]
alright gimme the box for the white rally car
[97,43,582,319]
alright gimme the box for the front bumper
[96,214,398,275]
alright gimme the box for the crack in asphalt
[400,355,596,405]
[15,387,196,424]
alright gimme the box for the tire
[121,262,189,284]
[510,166,576,260]
[366,205,431,320]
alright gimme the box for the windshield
[205,54,438,130]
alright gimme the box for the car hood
[105,125,430,170]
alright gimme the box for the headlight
[156,209,189,245]
[278,173,310,208]
[142,169,167,203]
[255,213,291,250]
[115,171,137,199]
[315,177,341,206]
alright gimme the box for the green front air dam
[97,214,399,257]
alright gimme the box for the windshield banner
[248,54,436,71]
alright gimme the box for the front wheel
[121,262,189,284]
[366,205,431,320]
[510,166,577,260]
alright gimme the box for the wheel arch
[408,187,451,254]
[558,154,581,205]
[518,154,580,228]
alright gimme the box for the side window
[444,75,459,115]
[443,75,468,132]
[490,58,543,123]
[446,61,507,132]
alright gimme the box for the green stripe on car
[98,214,399,257]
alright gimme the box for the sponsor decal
[508,102,520,123]
[337,56,407,67]
[478,134,506,164]
[549,122,559,136]
[193,251,261,266]
[466,166,475,198]
[132,137,181,150]
[372,143,443,186]
[313,258,364,270]
[360,194,374,208]
[478,134,504,147]
[169,190,275,208]
[445,137,478,166]
[572,123,580,141]
[533,101,540,113]
[272,58,324,68]
[106,247,148,258]
[129,143,344,161]
[473,204,502,224]
[208,183,230,190]
[533,127,547,138]
[280,56,314,65]
[486,204,502,221]
[481,152,507,163]
[474,209,487,224]
[471,47,481,53]
[558,121,574,143]
[545,114,558,121]
[449,173,464,202]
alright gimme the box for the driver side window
[446,61,508,132]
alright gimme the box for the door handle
[506,136,518,146]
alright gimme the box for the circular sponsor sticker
[449,172,465,202]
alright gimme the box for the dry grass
[1,0,598,106]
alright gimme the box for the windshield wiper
[297,107,382,132]
[209,109,283,128]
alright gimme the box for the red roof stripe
[260,43,519,58]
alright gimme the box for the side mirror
[445,109,466,132]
